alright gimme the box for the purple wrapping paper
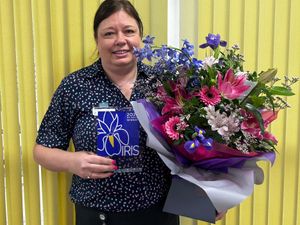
[131,99,276,219]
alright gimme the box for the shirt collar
[82,59,155,80]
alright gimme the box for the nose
[115,32,126,46]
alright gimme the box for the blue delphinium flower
[199,33,227,49]
[142,45,154,61]
[152,60,165,74]
[133,35,155,61]
[178,53,190,68]
[175,39,194,69]
[134,36,201,78]
[133,45,154,61]
[154,45,169,59]
[143,35,155,44]
[181,39,194,57]
[133,47,141,59]
[167,48,180,63]
[154,46,184,74]
[192,58,203,70]
[187,76,201,90]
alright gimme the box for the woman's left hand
[216,210,227,221]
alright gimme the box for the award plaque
[96,107,142,173]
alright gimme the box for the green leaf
[189,116,207,127]
[256,140,276,152]
[207,66,217,83]
[240,82,264,106]
[269,86,295,96]
[162,81,173,97]
[248,71,258,81]
[244,103,265,134]
[250,96,266,108]
[213,47,220,58]
[173,139,183,146]
[262,88,276,111]
[189,97,200,106]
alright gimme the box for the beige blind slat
[269,0,290,224]
[32,1,57,225]
[212,0,229,40]
[134,0,151,37]
[50,0,68,87]
[66,0,84,72]
[82,0,101,66]
[0,71,6,224]
[197,0,213,60]
[179,1,197,45]
[228,0,244,50]
[13,0,41,225]
[233,2,260,224]
[0,2,7,223]
[251,0,274,224]
[282,0,300,223]
[150,0,168,45]
[0,1,23,225]
[288,1,300,225]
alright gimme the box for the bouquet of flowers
[132,34,298,222]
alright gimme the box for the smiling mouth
[112,50,130,54]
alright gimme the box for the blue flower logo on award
[97,110,140,157]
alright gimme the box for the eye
[104,31,115,37]
[126,29,134,33]
[125,29,136,35]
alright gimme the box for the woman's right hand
[33,144,117,179]
[68,151,117,179]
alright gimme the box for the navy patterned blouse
[36,60,171,212]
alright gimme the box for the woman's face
[96,10,141,70]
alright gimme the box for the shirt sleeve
[36,77,75,150]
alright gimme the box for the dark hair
[93,0,143,39]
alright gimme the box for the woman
[33,0,179,225]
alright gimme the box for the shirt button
[99,213,106,221]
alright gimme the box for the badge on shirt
[96,107,140,157]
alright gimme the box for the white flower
[236,71,248,77]
[202,56,219,69]
[204,105,240,139]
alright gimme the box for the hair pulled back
[93,0,143,39]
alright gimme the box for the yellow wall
[180,1,300,225]
[1,0,299,225]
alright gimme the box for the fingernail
[113,166,118,170]
[112,160,117,165]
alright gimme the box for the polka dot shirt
[36,60,172,212]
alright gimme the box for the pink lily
[217,68,250,100]
[156,85,168,100]
[161,94,185,115]
[241,109,278,143]
[159,80,190,115]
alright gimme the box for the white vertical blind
[168,0,180,48]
